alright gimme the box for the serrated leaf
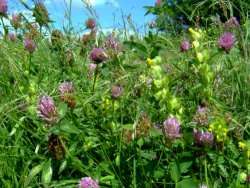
[42,159,53,185]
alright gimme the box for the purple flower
[90,48,107,63]
[111,85,123,99]
[79,177,99,188]
[58,82,74,96]
[37,96,58,124]
[11,13,21,29]
[0,0,7,15]
[155,0,162,6]
[104,35,121,52]
[58,82,76,108]
[193,129,214,146]
[88,63,97,78]
[180,40,190,52]
[24,38,36,53]
[218,32,235,52]
[224,17,240,29]
[163,117,181,139]
[85,18,96,30]
[8,32,16,42]
[193,106,209,126]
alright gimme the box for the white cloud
[50,0,119,7]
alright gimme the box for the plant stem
[29,53,32,74]
[205,158,209,187]
[92,64,99,92]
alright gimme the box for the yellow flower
[147,58,153,66]
[189,28,202,40]
[196,52,204,62]
[239,141,246,150]
[192,40,200,49]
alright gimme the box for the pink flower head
[0,0,7,15]
[24,38,36,53]
[38,96,58,124]
[12,13,21,29]
[79,177,99,188]
[180,40,190,52]
[90,48,107,63]
[111,85,123,99]
[85,18,96,30]
[104,35,121,52]
[163,117,181,139]
[58,82,76,108]
[193,129,214,146]
[58,81,74,96]
[218,32,235,52]
[8,32,16,42]
[155,0,161,6]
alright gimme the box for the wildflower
[193,106,209,126]
[51,29,63,50]
[88,63,97,78]
[224,17,240,29]
[163,117,181,140]
[85,18,96,30]
[37,96,58,124]
[193,129,214,146]
[24,38,36,53]
[136,112,152,137]
[218,32,235,52]
[82,34,91,45]
[8,32,16,42]
[147,58,153,66]
[65,49,74,65]
[0,0,7,16]
[192,40,200,49]
[239,172,247,183]
[58,82,76,108]
[48,134,65,160]
[239,141,246,150]
[111,85,123,99]
[155,0,162,6]
[196,52,204,62]
[33,1,50,26]
[90,48,107,63]
[11,13,21,29]
[180,40,190,52]
[79,177,99,188]
[189,28,202,40]
[104,35,121,52]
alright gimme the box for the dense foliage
[0,0,250,187]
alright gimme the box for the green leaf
[59,121,81,134]
[24,163,44,187]
[176,178,198,188]
[180,161,193,174]
[58,160,67,174]
[42,159,53,185]
[170,162,180,183]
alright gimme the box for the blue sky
[8,0,155,32]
